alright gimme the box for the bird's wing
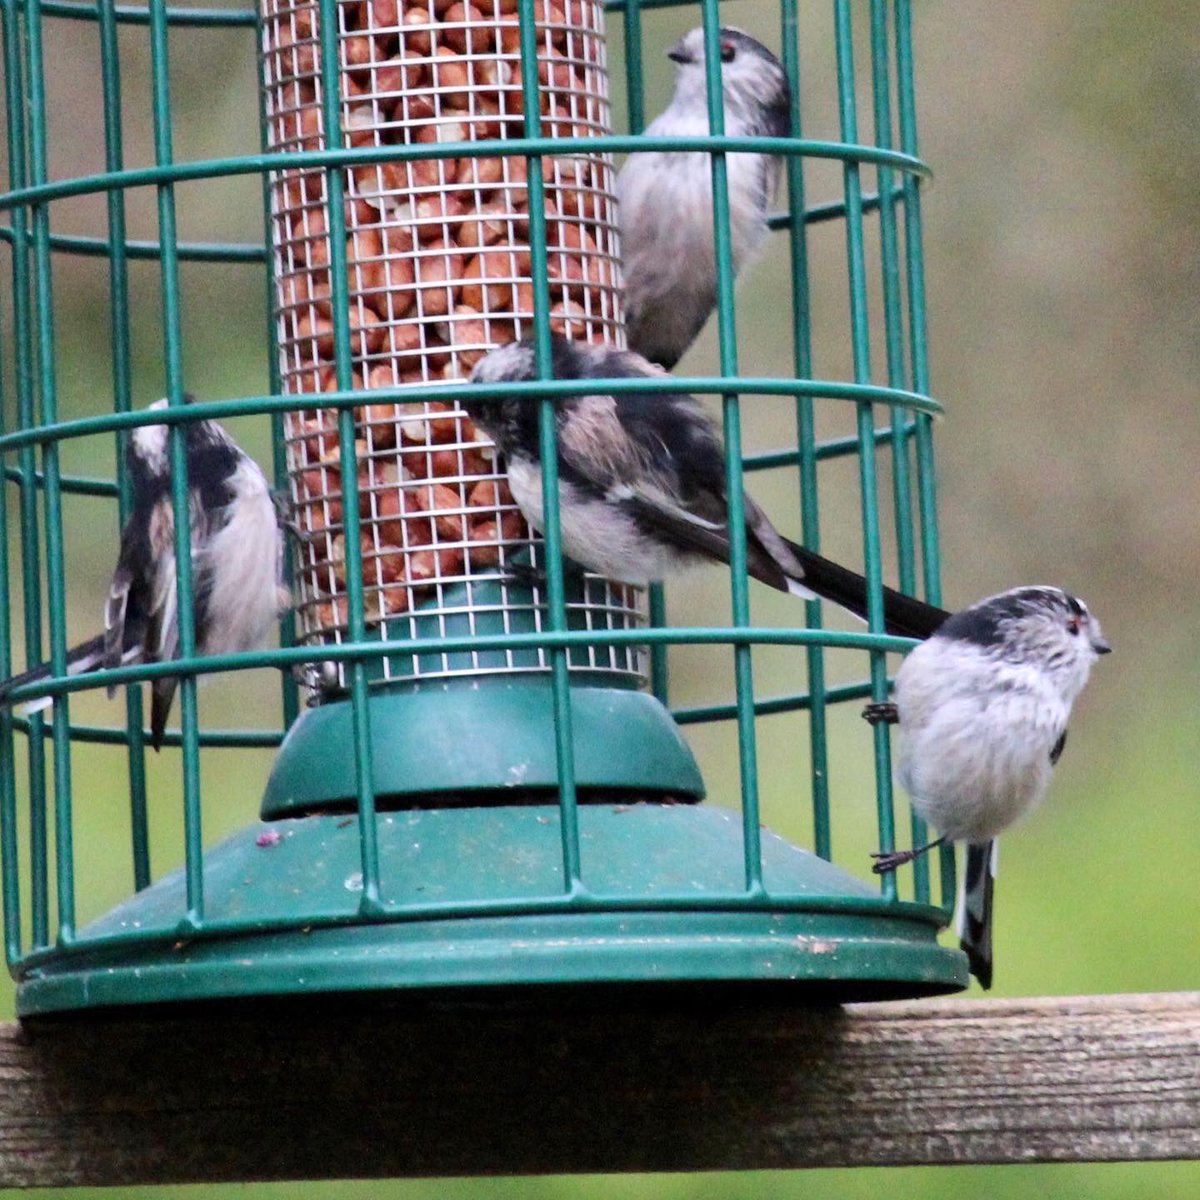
[558,388,730,534]
[758,97,789,206]
[148,677,178,753]
[564,388,798,591]
[759,154,784,211]
[1050,728,1068,765]
[742,492,806,580]
[144,490,215,750]
[617,481,800,592]
[103,562,135,689]
[144,498,180,668]
[555,392,648,488]
[618,480,733,556]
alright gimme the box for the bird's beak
[1092,636,1112,655]
[666,41,692,65]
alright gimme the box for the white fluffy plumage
[617,26,790,368]
[893,587,1108,843]
[871,585,1110,989]
[1,397,288,750]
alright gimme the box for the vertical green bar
[26,0,78,941]
[896,1,939,605]
[896,0,954,911]
[621,0,644,135]
[2,0,50,950]
[519,0,582,893]
[618,0,668,707]
[698,0,762,895]
[869,0,927,902]
[98,0,151,892]
[254,5,301,733]
[834,0,896,903]
[867,0,915,593]
[147,0,204,927]
[779,0,831,861]
[316,0,382,912]
[0,289,23,965]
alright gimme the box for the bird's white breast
[507,457,689,584]
[198,459,285,657]
[894,637,1070,844]
[618,107,772,336]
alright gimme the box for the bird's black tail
[0,634,108,713]
[780,536,951,640]
[956,839,996,990]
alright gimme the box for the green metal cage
[0,0,965,1015]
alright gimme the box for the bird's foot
[870,849,916,874]
[499,559,590,591]
[499,560,546,590]
[862,701,899,726]
[870,835,945,875]
[272,491,304,541]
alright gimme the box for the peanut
[400,6,433,55]
[460,247,532,310]
[439,3,485,54]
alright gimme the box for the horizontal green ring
[0,225,266,263]
[17,890,951,966]
[3,465,117,496]
[0,186,916,263]
[38,1,257,25]
[34,0,839,29]
[2,624,917,706]
[0,377,942,454]
[767,184,909,231]
[1,429,915,493]
[746,422,916,471]
[8,684,884,745]
[8,715,282,749]
[0,135,930,213]
[673,679,875,725]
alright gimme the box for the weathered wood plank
[0,990,1194,1185]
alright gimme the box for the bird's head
[130,394,204,477]
[665,27,787,124]
[464,341,540,454]
[942,586,1111,702]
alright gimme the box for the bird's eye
[1066,616,1082,636]
[720,40,736,62]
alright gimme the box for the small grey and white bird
[0,397,289,750]
[617,26,789,368]
[466,335,949,640]
[863,586,1111,988]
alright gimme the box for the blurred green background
[1,0,1197,1195]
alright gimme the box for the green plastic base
[15,805,968,1015]
[261,678,706,815]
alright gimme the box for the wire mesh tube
[259,0,644,687]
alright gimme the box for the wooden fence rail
[0,990,1195,1185]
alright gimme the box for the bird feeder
[0,0,966,1016]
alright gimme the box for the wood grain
[0,990,1195,1184]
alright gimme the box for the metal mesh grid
[261,0,641,686]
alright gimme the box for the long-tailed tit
[465,335,948,640]
[617,26,789,368]
[863,586,1111,987]
[0,397,289,750]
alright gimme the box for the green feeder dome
[0,0,966,1017]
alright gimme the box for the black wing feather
[1050,729,1068,765]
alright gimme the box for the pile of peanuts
[260,0,625,643]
